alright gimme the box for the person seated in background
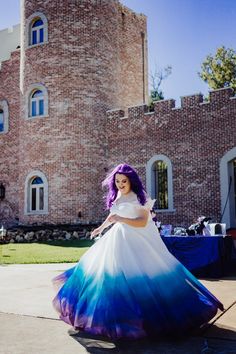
[186,216,211,236]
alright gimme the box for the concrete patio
[0,263,235,354]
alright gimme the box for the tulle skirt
[52,222,223,340]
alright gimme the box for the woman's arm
[90,213,113,238]
[108,209,149,228]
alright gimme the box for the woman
[53,163,223,340]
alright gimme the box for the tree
[199,46,236,92]
[149,65,172,110]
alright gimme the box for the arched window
[146,155,174,212]
[0,109,4,132]
[30,176,44,211]
[153,160,168,209]
[31,18,44,45]
[30,89,44,117]
[26,12,48,47]
[25,171,48,215]
[26,84,48,119]
[0,100,9,134]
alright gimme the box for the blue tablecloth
[161,235,234,278]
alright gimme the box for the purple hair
[102,163,147,209]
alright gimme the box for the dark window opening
[154,161,168,209]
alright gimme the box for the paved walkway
[0,264,235,354]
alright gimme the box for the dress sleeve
[139,197,156,211]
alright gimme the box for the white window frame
[30,178,44,212]
[26,12,48,48]
[25,83,48,119]
[0,100,9,134]
[146,154,175,212]
[31,20,44,45]
[25,170,49,215]
[30,90,44,117]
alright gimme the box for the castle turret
[19,0,147,224]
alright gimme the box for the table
[161,235,235,278]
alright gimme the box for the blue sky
[1,0,236,104]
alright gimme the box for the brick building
[106,89,236,229]
[0,0,236,230]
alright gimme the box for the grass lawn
[0,240,94,264]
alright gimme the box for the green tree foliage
[199,46,236,92]
[149,65,172,110]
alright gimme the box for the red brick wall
[116,3,148,107]
[106,88,236,227]
[0,51,20,224]
[17,0,147,224]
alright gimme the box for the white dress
[53,194,223,340]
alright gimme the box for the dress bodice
[110,194,154,221]
[110,201,141,219]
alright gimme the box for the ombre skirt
[52,221,223,340]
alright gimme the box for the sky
[0,0,236,105]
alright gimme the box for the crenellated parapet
[107,104,149,119]
[153,99,175,113]
[107,108,126,119]
[127,104,148,117]
[209,87,235,102]
[180,93,203,107]
[0,24,20,65]
[0,50,20,74]
[106,87,236,120]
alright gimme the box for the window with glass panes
[31,18,44,45]
[30,177,44,211]
[30,90,44,116]
[153,160,168,209]
[0,109,4,132]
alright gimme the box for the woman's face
[115,173,131,195]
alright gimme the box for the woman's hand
[90,213,113,239]
[90,227,102,239]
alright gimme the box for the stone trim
[24,170,49,215]
[146,154,174,212]
[25,12,48,48]
[25,83,49,119]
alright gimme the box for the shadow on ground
[68,325,236,354]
